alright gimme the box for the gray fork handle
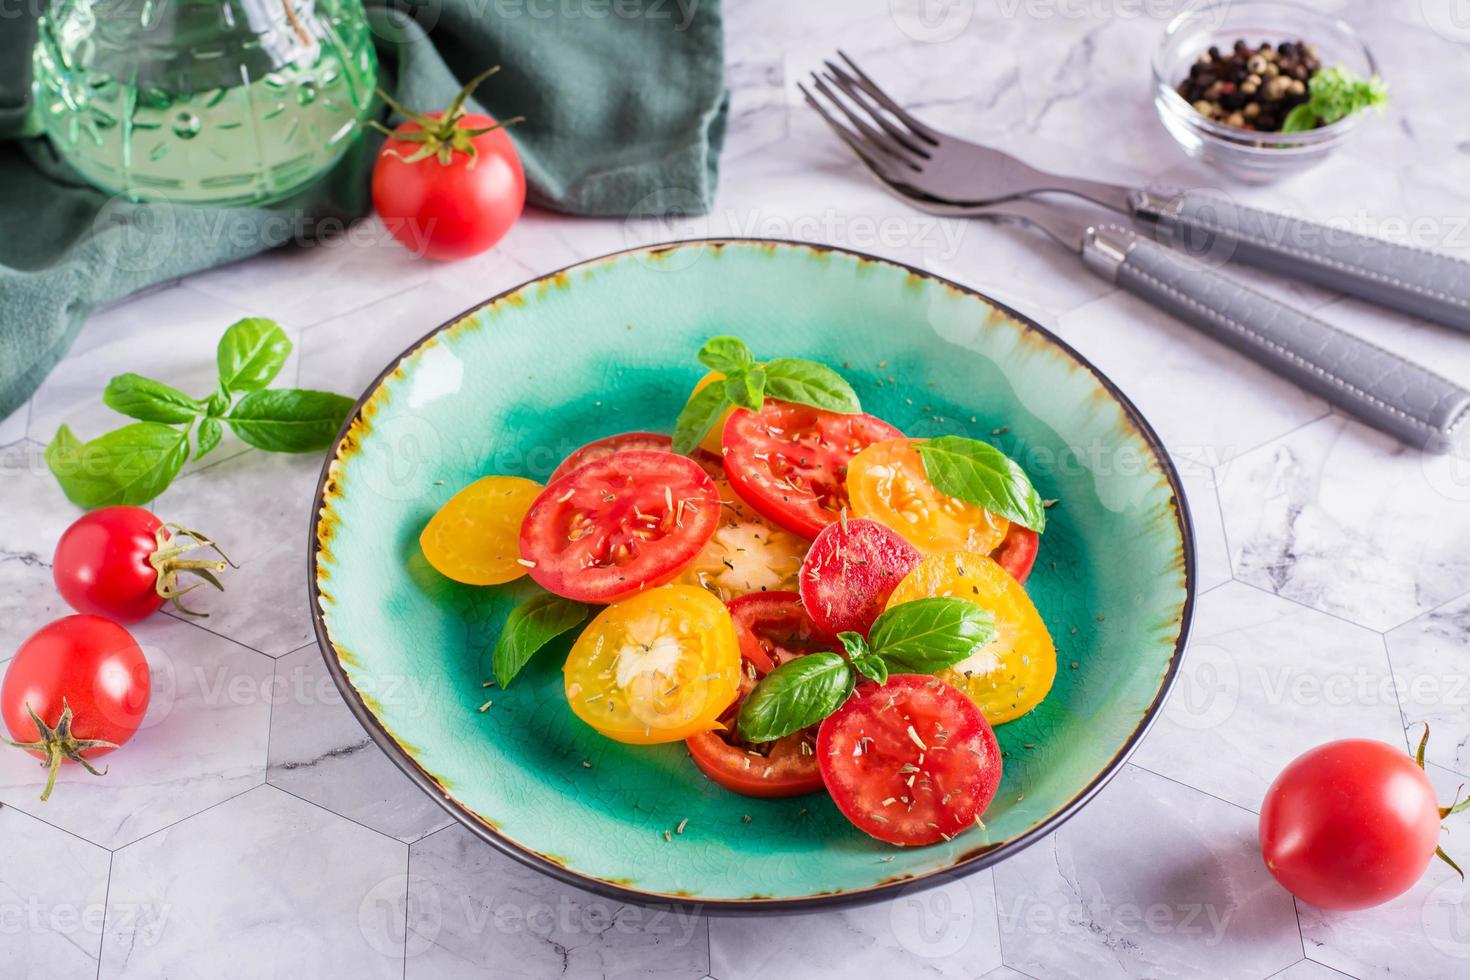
[1131,190,1470,332]
[1081,226,1470,454]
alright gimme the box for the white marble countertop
[4,1,1470,977]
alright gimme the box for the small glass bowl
[1152,0,1378,183]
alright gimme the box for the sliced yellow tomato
[688,371,735,454]
[564,584,741,744]
[847,437,1008,555]
[678,472,806,601]
[419,476,542,585]
[886,550,1056,725]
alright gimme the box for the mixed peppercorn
[1177,39,1323,133]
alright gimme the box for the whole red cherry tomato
[2,615,151,800]
[1259,730,1468,910]
[372,67,525,261]
[53,506,232,623]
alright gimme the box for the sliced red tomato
[991,525,1039,584]
[817,674,1003,846]
[548,432,673,484]
[520,451,719,603]
[722,401,902,538]
[685,591,828,798]
[687,729,822,798]
[799,518,921,637]
[727,591,833,672]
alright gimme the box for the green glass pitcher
[33,0,379,206]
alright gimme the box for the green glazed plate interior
[310,239,1194,909]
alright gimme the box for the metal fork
[801,55,1470,455]
[803,52,1470,335]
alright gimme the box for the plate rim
[307,237,1197,913]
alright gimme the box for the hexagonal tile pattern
[992,765,1301,979]
[0,805,111,980]
[0,440,72,657]
[0,616,272,848]
[4,5,1469,978]
[98,785,406,978]
[710,869,1001,979]
[1296,764,1470,980]
[1217,415,1470,633]
[25,284,288,455]
[1386,593,1470,778]
[182,215,430,329]
[1049,289,1328,468]
[1179,464,1233,594]
[151,448,325,656]
[1131,582,1404,812]
[267,644,452,843]
[403,824,709,980]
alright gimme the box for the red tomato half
[519,451,719,603]
[722,401,902,538]
[2,616,150,800]
[799,518,921,637]
[818,674,1002,846]
[1260,739,1446,910]
[549,432,673,484]
[991,525,1039,585]
[373,111,525,261]
[685,592,828,798]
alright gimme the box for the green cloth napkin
[0,3,727,423]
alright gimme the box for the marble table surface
[4,1,1470,977]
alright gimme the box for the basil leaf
[868,597,995,674]
[915,435,1046,532]
[46,422,190,508]
[195,416,223,460]
[1280,103,1317,133]
[204,386,231,418]
[836,631,869,660]
[724,366,765,413]
[697,336,754,375]
[103,373,201,424]
[493,593,589,688]
[762,358,861,414]
[226,389,354,453]
[851,651,889,686]
[737,652,855,743]
[672,379,731,455]
[217,318,291,393]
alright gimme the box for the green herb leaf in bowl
[915,435,1047,531]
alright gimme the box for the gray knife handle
[1081,226,1470,454]
[1132,190,1470,332]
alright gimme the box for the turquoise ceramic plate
[310,239,1194,910]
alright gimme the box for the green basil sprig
[914,435,1047,532]
[736,597,993,743]
[670,337,862,453]
[46,317,355,509]
[492,593,589,688]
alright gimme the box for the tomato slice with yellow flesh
[847,438,1009,556]
[686,372,736,454]
[676,460,807,602]
[886,551,1056,725]
[564,585,741,744]
[419,476,542,585]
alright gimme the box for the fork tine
[798,83,912,185]
[809,75,922,170]
[821,63,931,159]
[834,50,939,144]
